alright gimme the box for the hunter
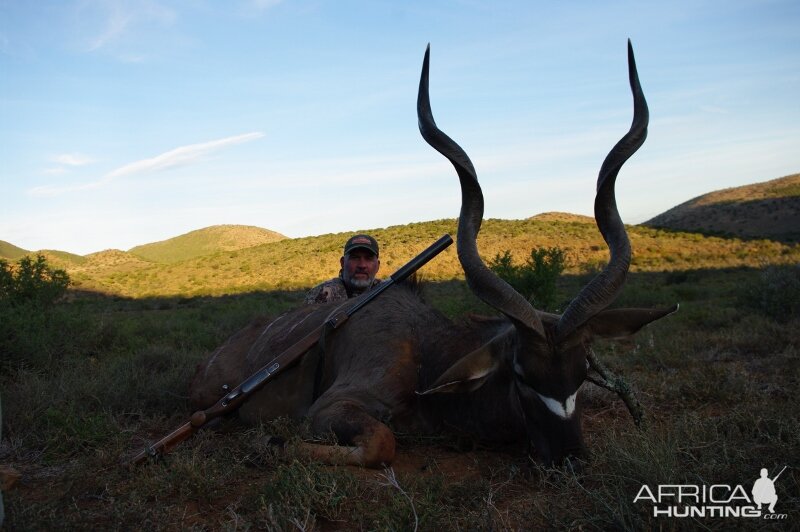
[304,234,382,304]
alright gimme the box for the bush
[0,255,70,307]
[0,256,73,372]
[488,247,566,311]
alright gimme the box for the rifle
[128,234,453,465]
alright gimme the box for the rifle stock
[128,234,452,465]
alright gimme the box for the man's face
[341,249,380,291]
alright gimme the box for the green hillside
[65,216,800,298]
[0,241,85,267]
[68,250,159,292]
[0,240,30,260]
[38,249,87,267]
[646,173,800,242]
[128,225,287,264]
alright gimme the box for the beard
[347,276,373,290]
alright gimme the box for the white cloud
[29,132,265,196]
[53,153,96,166]
[106,132,265,179]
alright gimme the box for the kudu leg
[304,399,396,468]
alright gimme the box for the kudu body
[189,42,675,467]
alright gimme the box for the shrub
[0,255,70,307]
[488,247,566,311]
[0,256,73,372]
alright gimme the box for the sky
[2,0,799,255]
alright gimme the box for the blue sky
[2,0,799,255]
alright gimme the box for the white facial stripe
[536,390,578,419]
[513,361,581,419]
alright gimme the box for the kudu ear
[586,304,678,339]
[418,326,513,395]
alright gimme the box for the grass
[2,260,799,530]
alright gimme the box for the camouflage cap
[343,234,379,257]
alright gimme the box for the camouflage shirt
[304,277,382,305]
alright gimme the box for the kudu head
[417,42,676,466]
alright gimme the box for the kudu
[189,42,676,468]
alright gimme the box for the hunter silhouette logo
[633,466,789,520]
[752,466,786,514]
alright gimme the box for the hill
[528,212,594,224]
[645,173,800,242]
[65,216,800,298]
[0,240,85,267]
[128,225,287,264]
[0,240,30,260]
[38,249,87,267]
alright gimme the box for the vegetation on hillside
[646,172,800,242]
[128,225,287,264]
[52,217,800,298]
[0,240,30,261]
[38,249,87,266]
